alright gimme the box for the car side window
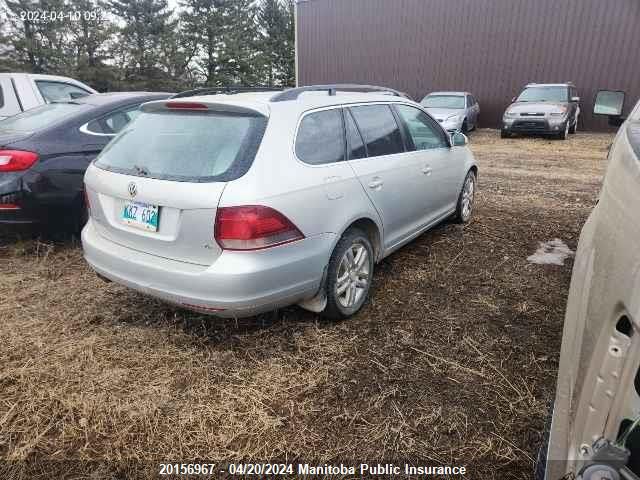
[36,81,91,103]
[344,108,366,160]
[466,95,472,107]
[84,105,142,135]
[395,104,449,151]
[295,108,345,165]
[349,104,404,158]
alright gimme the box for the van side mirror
[451,132,468,147]
[594,90,625,124]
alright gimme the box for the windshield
[517,86,568,103]
[421,95,465,109]
[0,102,84,132]
[95,110,268,182]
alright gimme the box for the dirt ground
[0,129,614,479]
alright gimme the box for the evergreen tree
[258,0,294,86]
[108,0,174,89]
[66,0,117,91]
[180,0,261,86]
[4,0,71,73]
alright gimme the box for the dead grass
[0,130,614,479]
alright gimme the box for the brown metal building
[295,0,640,130]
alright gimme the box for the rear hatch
[86,99,269,266]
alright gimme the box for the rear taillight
[0,204,20,210]
[0,150,39,172]
[215,205,304,251]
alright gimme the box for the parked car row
[418,82,581,141]
[0,76,626,326]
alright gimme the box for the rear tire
[500,129,510,139]
[75,196,89,235]
[322,229,374,320]
[455,170,476,223]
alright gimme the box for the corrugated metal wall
[296,0,640,130]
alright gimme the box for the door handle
[422,166,432,175]
[368,177,383,190]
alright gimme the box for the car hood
[505,102,568,115]
[0,130,34,149]
[423,107,464,120]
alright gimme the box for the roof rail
[170,86,283,99]
[271,84,412,102]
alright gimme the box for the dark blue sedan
[0,92,171,232]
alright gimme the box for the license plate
[121,201,159,232]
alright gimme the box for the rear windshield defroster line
[94,110,268,183]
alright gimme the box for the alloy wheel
[335,242,370,308]
[461,175,475,221]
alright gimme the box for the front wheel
[322,229,374,320]
[557,121,569,140]
[455,170,476,223]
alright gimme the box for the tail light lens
[215,205,304,251]
[0,150,39,172]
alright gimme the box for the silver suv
[82,85,478,319]
[501,82,580,140]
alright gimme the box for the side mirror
[451,132,468,147]
[594,90,626,127]
[571,96,580,102]
[594,90,625,116]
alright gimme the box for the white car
[541,91,640,479]
[0,73,97,120]
[82,84,478,319]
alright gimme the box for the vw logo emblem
[128,182,137,197]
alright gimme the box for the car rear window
[94,110,268,182]
[0,102,85,132]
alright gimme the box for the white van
[0,73,97,120]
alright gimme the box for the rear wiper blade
[133,165,149,176]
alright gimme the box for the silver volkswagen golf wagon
[82,84,478,319]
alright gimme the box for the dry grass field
[0,130,613,479]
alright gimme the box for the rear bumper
[0,206,38,225]
[0,176,37,225]
[81,219,334,318]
